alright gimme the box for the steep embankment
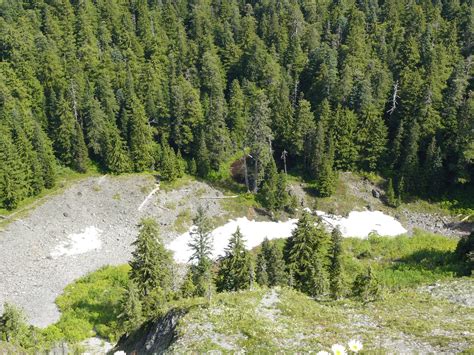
[0,175,225,327]
[114,282,474,353]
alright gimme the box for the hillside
[115,282,474,353]
[0,0,473,352]
[1,0,473,212]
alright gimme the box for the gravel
[0,175,224,327]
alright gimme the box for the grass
[307,173,368,216]
[343,230,466,289]
[168,283,474,352]
[55,265,130,342]
[174,208,192,233]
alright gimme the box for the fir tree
[129,218,173,313]
[385,178,398,207]
[119,281,143,334]
[216,227,252,292]
[261,239,287,287]
[188,206,214,298]
[258,158,278,211]
[329,228,343,299]
[287,212,330,296]
[180,270,197,298]
[247,90,273,193]
[255,252,269,286]
[196,133,211,178]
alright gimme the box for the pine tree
[188,206,214,298]
[423,137,444,196]
[261,239,287,287]
[258,158,278,211]
[228,80,246,149]
[129,218,173,314]
[275,171,290,212]
[293,97,315,168]
[180,270,197,298]
[159,142,177,181]
[329,228,343,299]
[316,137,337,197]
[287,212,330,296]
[332,106,358,171]
[385,178,398,207]
[401,121,420,194]
[352,266,380,302]
[255,252,269,286]
[196,133,211,178]
[216,227,252,292]
[119,281,143,334]
[247,90,273,193]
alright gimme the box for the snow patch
[315,210,407,238]
[50,226,102,259]
[168,217,298,263]
[168,210,407,263]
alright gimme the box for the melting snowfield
[50,226,102,259]
[316,210,408,238]
[168,211,407,263]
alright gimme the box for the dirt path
[0,175,224,327]
[256,288,281,322]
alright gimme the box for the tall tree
[129,218,173,313]
[247,90,273,193]
[216,227,252,292]
[188,206,214,298]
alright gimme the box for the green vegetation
[1,0,472,210]
[3,227,463,352]
[166,284,473,352]
[56,265,129,342]
[174,208,192,233]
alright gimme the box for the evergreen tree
[180,270,197,298]
[352,266,380,302]
[423,137,444,196]
[247,90,273,193]
[228,80,246,149]
[159,142,178,181]
[316,137,337,197]
[287,213,330,296]
[255,248,269,287]
[196,133,211,178]
[329,228,343,299]
[119,281,143,334]
[293,97,315,169]
[258,158,278,211]
[216,227,252,292]
[275,171,290,212]
[129,218,173,313]
[261,239,287,287]
[332,106,358,171]
[188,206,214,298]
[385,178,398,207]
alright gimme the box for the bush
[456,232,474,274]
[0,303,31,347]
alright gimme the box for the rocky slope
[0,175,224,327]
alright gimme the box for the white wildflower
[348,339,363,353]
[316,351,330,355]
[331,344,347,355]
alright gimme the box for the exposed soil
[0,175,224,327]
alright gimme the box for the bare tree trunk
[253,158,259,193]
[243,150,249,192]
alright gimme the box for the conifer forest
[0,0,472,210]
